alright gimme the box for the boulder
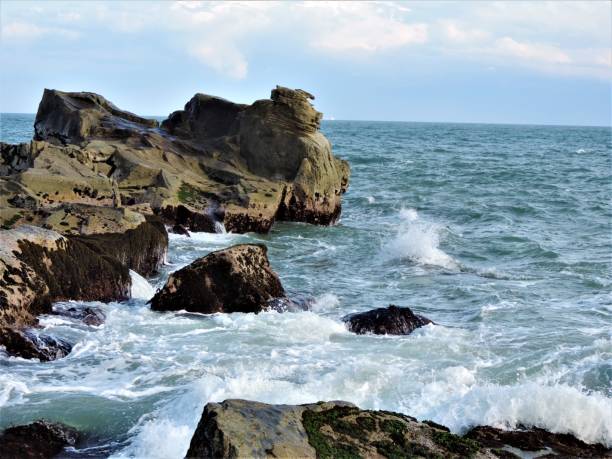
[2,86,349,234]
[150,244,285,313]
[186,400,493,459]
[0,419,78,458]
[465,425,611,458]
[343,305,433,335]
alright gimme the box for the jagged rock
[2,86,349,234]
[170,223,191,237]
[465,425,612,458]
[52,304,106,326]
[186,400,494,459]
[343,305,433,335]
[0,327,72,361]
[0,419,78,458]
[150,244,285,313]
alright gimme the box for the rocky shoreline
[0,87,609,458]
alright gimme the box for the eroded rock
[52,304,106,326]
[343,305,433,335]
[0,419,78,458]
[150,244,285,313]
[0,327,72,361]
[2,86,349,235]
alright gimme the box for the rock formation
[0,419,79,458]
[0,221,166,360]
[1,86,349,235]
[343,305,433,335]
[150,244,285,314]
[186,399,610,459]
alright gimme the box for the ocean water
[1,115,611,457]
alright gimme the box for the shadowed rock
[0,419,78,458]
[52,304,106,326]
[465,425,612,458]
[150,244,285,314]
[343,305,433,335]
[0,328,71,361]
[2,86,349,234]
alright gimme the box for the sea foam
[130,270,156,300]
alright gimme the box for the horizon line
[0,112,608,130]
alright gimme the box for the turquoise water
[1,115,611,456]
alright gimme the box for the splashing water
[382,208,459,270]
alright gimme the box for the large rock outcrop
[0,419,79,458]
[1,86,349,234]
[150,244,285,314]
[343,305,433,335]
[186,400,611,459]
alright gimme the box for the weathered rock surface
[150,244,284,313]
[0,221,166,359]
[186,400,612,459]
[1,86,349,235]
[343,305,433,335]
[465,425,612,458]
[0,419,78,458]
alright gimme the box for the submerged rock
[343,305,433,335]
[150,244,285,314]
[0,419,78,458]
[2,86,349,234]
[465,425,612,458]
[0,327,72,361]
[52,304,106,326]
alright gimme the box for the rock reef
[150,244,285,314]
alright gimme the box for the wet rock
[0,327,72,361]
[150,244,285,314]
[186,400,494,459]
[53,305,106,326]
[343,304,433,335]
[170,223,190,237]
[465,425,612,458]
[3,86,349,234]
[0,419,78,458]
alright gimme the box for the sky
[0,1,610,126]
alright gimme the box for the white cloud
[190,45,248,80]
[495,37,571,65]
[439,21,488,44]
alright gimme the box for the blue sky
[1,1,610,126]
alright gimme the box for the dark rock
[170,223,190,237]
[74,216,168,277]
[159,204,217,234]
[343,305,433,335]
[0,142,36,176]
[53,305,105,326]
[0,419,78,458]
[150,244,285,313]
[0,327,72,361]
[465,425,612,458]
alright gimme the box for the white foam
[130,270,155,300]
[310,293,340,312]
[366,196,376,204]
[382,208,458,269]
[214,221,227,234]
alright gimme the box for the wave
[130,270,156,301]
[381,208,459,270]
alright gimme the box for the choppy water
[1,115,611,456]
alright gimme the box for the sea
[1,114,611,457]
